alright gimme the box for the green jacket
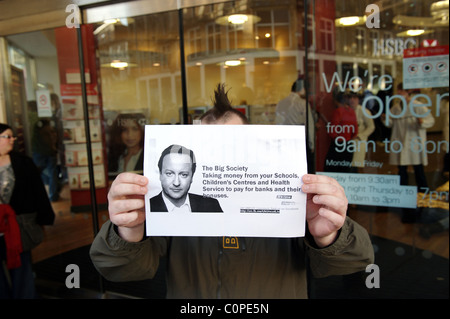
[90,217,374,298]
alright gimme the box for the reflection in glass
[107,112,146,176]
[95,11,182,125]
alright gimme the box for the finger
[109,176,148,199]
[303,174,344,189]
[110,173,148,193]
[109,197,146,215]
[317,206,346,229]
[115,172,149,186]
[111,209,146,228]
[302,180,345,197]
[313,191,348,211]
[109,197,146,227]
[302,174,341,188]
[312,193,348,217]
[108,183,147,200]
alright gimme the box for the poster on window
[144,125,307,237]
[403,45,449,89]
[36,89,52,118]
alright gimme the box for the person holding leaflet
[90,84,374,298]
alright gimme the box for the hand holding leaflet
[302,174,347,247]
[107,172,147,242]
[105,171,350,247]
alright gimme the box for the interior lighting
[339,16,360,25]
[396,29,433,37]
[224,60,241,67]
[335,16,366,26]
[228,14,248,24]
[110,60,128,69]
[103,18,120,24]
[406,29,426,36]
[215,14,260,25]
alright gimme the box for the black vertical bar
[76,26,100,235]
[178,8,189,124]
[304,1,313,299]
[304,0,315,174]
[76,25,104,296]
[304,0,310,172]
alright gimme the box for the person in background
[31,117,60,202]
[382,83,435,223]
[90,84,374,299]
[348,91,375,172]
[324,90,358,173]
[276,77,315,169]
[382,83,435,191]
[0,123,55,299]
[108,113,146,175]
[50,93,66,183]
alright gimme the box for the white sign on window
[403,45,449,89]
[36,89,52,117]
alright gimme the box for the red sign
[422,39,438,47]
[404,45,449,58]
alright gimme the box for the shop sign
[372,38,416,56]
[403,45,449,89]
[423,39,438,47]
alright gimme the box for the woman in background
[324,90,358,173]
[0,123,55,298]
[348,91,375,172]
[382,83,435,191]
[108,113,146,175]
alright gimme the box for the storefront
[0,0,448,299]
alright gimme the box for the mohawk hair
[200,83,248,124]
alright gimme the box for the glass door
[309,0,448,298]
[4,26,109,297]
